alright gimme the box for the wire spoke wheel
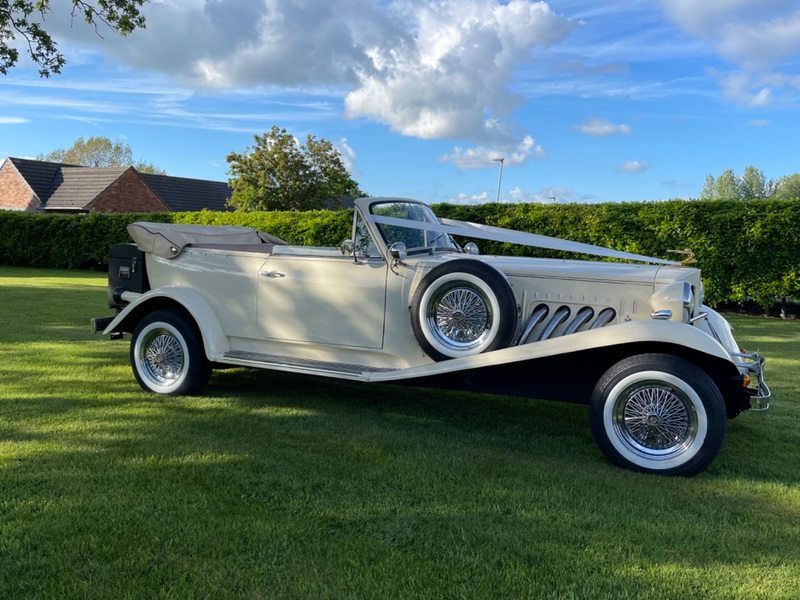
[410,260,517,362]
[613,381,697,457]
[590,354,727,476]
[428,283,491,347]
[140,327,186,385]
[130,310,211,396]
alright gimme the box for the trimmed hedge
[0,209,351,270]
[175,209,353,248]
[1,199,798,308]
[434,199,800,307]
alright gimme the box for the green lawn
[1,265,799,599]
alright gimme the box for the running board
[222,350,400,379]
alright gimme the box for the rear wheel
[589,354,726,476]
[130,309,211,395]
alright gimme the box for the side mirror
[464,242,479,255]
[389,242,407,261]
[340,239,354,256]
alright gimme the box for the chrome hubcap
[429,285,491,347]
[140,328,184,384]
[614,382,697,455]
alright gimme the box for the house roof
[139,172,232,212]
[3,157,233,212]
[44,166,130,210]
[6,157,68,202]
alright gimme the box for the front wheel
[589,354,727,477]
[130,309,211,395]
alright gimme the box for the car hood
[469,255,697,287]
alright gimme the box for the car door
[256,249,388,349]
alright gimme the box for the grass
[1,265,799,599]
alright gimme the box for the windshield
[370,201,455,251]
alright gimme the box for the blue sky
[2,0,800,204]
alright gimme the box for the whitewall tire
[589,354,727,476]
[410,260,517,362]
[130,309,211,396]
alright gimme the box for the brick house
[0,157,233,213]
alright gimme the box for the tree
[774,173,800,199]
[715,168,741,200]
[226,126,366,211]
[699,165,781,200]
[1,0,147,77]
[700,174,717,199]
[740,165,771,199]
[37,136,165,174]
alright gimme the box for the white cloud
[446,191,493,205]
[446,185,593,204]
[49,0,373,87]
[0,117,28,124]
[660,0,800,103]
[573,117,632,137]
[618,160,650,174]
[715,13,800,69]
[509,186,596,203]
[745,119,769,127]
[438,135,546,170]
[336,138,358,174]
[710,70,773,107]
[344,0,578,146]
[47,0,578,151]
[660,0,800,66]
[510,186,557,203]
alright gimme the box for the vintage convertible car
[92,197,769,476]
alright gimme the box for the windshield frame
[368,200,456,253]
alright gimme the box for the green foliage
[741,165,769,199]
[37,136,165,174]
[1,200,798,308]
[437,199,800,306]
[701,165,775,200]
[0,1,147,77]
[717,168,742,200]
[177,209,353,247]
[0,210,171,269]
[701,174,716,199]
[226,126,365,211]
[774,173,800,199]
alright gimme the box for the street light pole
[492,157,504,203]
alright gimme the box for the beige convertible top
[127,222,287,259]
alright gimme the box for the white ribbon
[370,214,680,266]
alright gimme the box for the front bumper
[691,306,770,411]
[731,350,771,410]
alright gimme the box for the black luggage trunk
[108,243,149,308]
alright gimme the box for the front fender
[103,286,230,360]
[370,318,735,382]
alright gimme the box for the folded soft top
[127,222,287,259]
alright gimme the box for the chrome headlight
[650,280,694,322]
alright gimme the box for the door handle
[259,270,285,278]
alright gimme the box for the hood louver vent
[517,304,616,345]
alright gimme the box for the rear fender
[103,287,229,360]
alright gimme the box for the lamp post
[492,157,504,203]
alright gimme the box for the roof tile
[4,157,234,212]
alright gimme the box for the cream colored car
[93,197,769,476]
